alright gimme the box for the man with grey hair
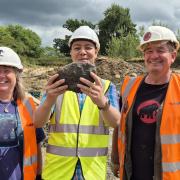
[111,25,180,180]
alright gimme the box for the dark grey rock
[56,62,96,93]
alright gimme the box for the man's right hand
[45,74,68,104]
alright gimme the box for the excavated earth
[23,57,145,93]
[22,57,146,180]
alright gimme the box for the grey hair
[142,40,177,52]
[166,41,177,52]
[13,69,25,101]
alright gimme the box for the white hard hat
[68,26,100,49]
[0,47,23,71]
[139,26,180,51]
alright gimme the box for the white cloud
[0,0,179,46]
[28,26,72,47]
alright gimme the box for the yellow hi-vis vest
[42,80,111,180]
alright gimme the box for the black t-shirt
[131,81,168,180]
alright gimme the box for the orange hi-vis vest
[118,74,180,180]
[17,97,37,180]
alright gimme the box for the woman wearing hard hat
[0,47,45,180]
[111,25,180,180]
[34,26,120,180]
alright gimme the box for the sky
[0,0,180,47]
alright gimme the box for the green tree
[107,29,140,60]
[41,46,62,57]
[0,27,16,47]
[54,19,95,56]
[63,18,95,32]
[0,24,42,58]
[98,4,137,54]
[53,35,70,56]
[138,25,145,38]
[152,20,169,28]
[176,29,180,42]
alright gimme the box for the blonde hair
[13,69,25,101]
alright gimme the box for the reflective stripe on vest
[23,98,34,119]
[121,77,136,104]
[49,124,109,134]
[161,134,180,144]
[162,162,180,172]
[24,155,37,166]
[118,130,125,144]
[47,144,108,156]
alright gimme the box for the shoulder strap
[122,77,136,105]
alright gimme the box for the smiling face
[0,66,17,100]
[143,41,177,76]
[70,40,99,64]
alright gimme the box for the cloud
[28,25,72,46]
[123,0,180,31]
[0,0,179,46]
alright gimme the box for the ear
[95,48,99,55]
[171,51,177,63]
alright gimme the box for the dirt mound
[95,57,145,87]
[22,58,145,94]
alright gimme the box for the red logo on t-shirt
[137,100,160,124]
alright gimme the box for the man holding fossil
[33,26,120,180]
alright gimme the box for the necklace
[0,101,11,113]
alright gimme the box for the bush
[21,56,71,67]
[107,33,141,60]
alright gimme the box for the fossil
[56,62,96,93]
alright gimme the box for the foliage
[137,25,145,38]
[41,46,63,57]
[107,31,141,60]
[21,56,71,67]
[0,27,15,47]
[53,36,70,56]
[0,24,42,58]
[98,4,137,55]
[53,19,96,56]
[63,18,95,32]
[176,29,180,42]
[152,20,169,28]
